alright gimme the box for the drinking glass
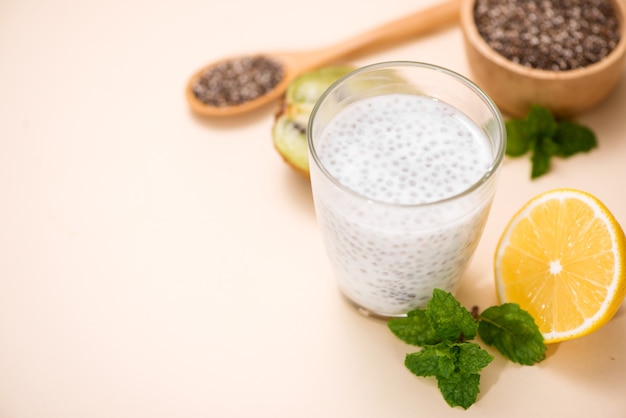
[307,61,506,318]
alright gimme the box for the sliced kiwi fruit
[272,65,355,177]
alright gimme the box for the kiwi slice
[272,65,355,177]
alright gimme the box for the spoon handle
[289,0,462,72]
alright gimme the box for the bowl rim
[460,0,626,80]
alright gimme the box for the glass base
[341,294,409,320]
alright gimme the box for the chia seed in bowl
[460,0,626,117]
[474,0,621,72]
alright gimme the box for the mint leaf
[477,303,546,365]
[388,309,441,346]
[404,343,456,378]
[426,289,477,341]
[554,120,597,157]
[505,118,530,156]
[404,342,492,380]
[455,342,493,374]
[525,105,558,138]
[530,141,551,179]
[537,134,560,156]
[436,370,481,410]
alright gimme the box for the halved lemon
[494,188,626,344]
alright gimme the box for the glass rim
[307,60,506,209]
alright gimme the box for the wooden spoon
[186,0,461,117]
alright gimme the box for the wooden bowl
[460,0,626,117]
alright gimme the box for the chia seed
[474,0,621,71]
[192,55,284,107]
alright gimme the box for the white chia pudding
[310,94,495,316]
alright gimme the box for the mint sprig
[505,105,597,179]
[388,289,546,409]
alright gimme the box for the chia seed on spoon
[192,55,284,107]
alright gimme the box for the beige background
[1,0,625,417]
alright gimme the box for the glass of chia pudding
[307,61,506,318]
